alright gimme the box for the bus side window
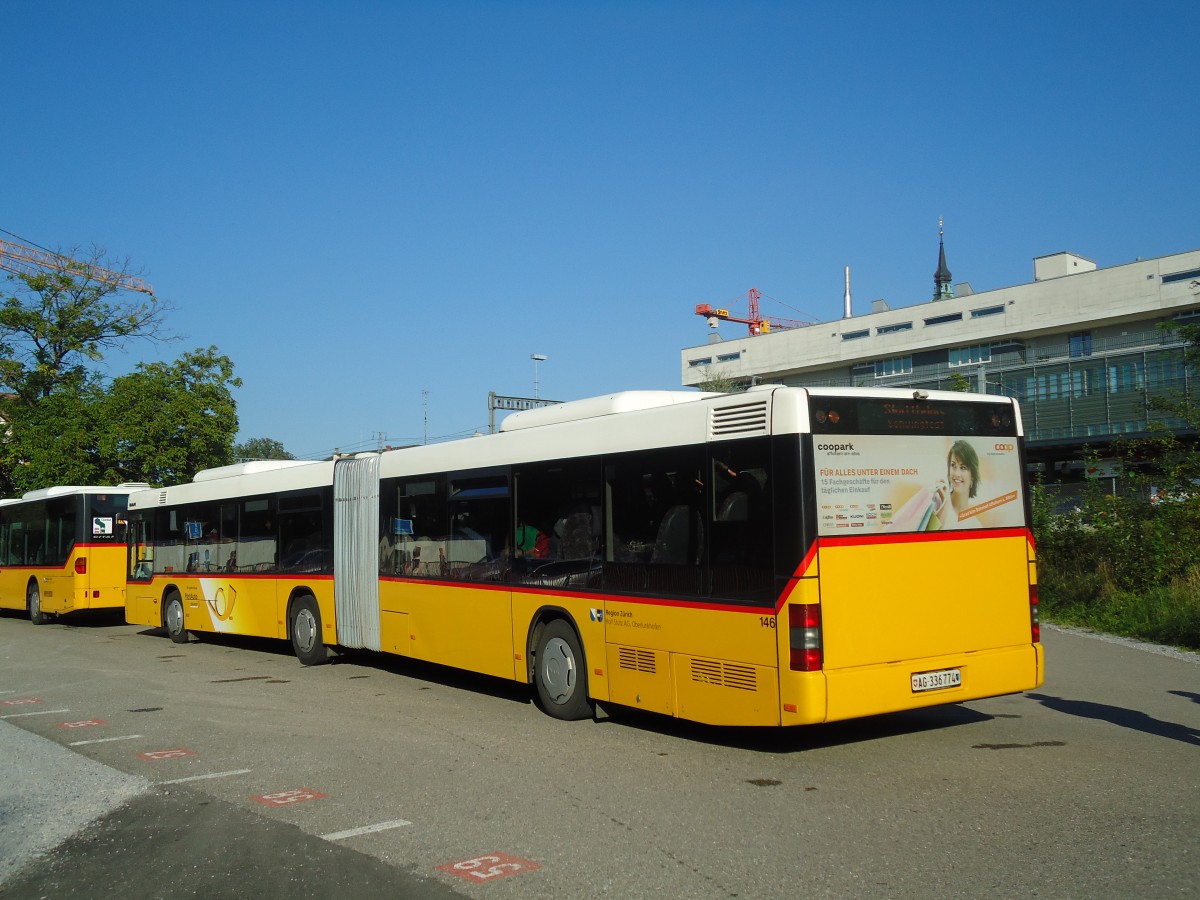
[45,498,75,566]
[129,519,154,581]
[709,437,774,602]
[237,497,276,572]
[279,493,327,573]
[448,476,508,581]
[387,476,447,578]
[604,446,706,597]
[513,459,603,588]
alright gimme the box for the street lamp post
[530,353,547,400]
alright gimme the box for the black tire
[289,595,329,666]
[534,619,593,720]
[164,591,188,644]
[27,582,50,626]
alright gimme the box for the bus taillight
[75,557,87,575]
[789,603,822,671]
[1029,584,1040,644]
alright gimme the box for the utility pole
[530,354,547,400]
[422,389,429,445]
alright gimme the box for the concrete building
[680,239,1200,493]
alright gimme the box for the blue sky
[5,1,1197,459]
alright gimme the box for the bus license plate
[911,668,961,692]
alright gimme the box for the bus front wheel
[164,591,188,644]
[534,619,593,721]
[27,583,49,626]
[289,595,329,666]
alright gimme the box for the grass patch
[1039,553,1200,652]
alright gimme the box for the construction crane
[0,233,154,296]
[695,287,810,336]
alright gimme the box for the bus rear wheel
[289,595,329,666]
[27,583,50,625]
[534,619,593,721]
[164,591,188,644]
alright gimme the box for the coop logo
[816,442,855,452]
[994,443,1016,452]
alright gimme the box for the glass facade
[782,330,1194,447]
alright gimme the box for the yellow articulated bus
[124,387,1043,726]
[0,484,147,624]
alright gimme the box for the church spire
[934,217,954,301]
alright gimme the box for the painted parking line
[321,820,413,841]
[160,769,252,785]
[1,709,70,719]
[68,734,144,747]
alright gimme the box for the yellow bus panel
[817,534,1033,670]
[606,645,673,715]
[822,644,1041,723]
[672,655,781,726]
[386,581,515,681]
[602,599,778,668]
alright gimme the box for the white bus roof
[127,460,333,510]
[192,460,321,483]
[18,483,150,502]
[500,391,718,432]
[126,387,1022,508]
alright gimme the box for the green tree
[0,347,242,492]
[0,374,108,494]
[233,437,295,461]
[693,367,747,394]
[946,371,972,392]
[97,347,242,486]
[0,247,172,408]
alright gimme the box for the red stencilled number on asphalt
[137,748,198,761]
[1,698,43,706]
[251,789,329,807]
[437,853,541,883]
[59,719,106,729]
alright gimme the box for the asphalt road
[1,611,1197,899]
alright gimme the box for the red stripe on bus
[792,541,818,579]
[817,526,1029,548]
[381,575,776,614]
[145,573,335,582]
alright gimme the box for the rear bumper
[822,643,1043,724]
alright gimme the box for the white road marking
[1,709,70,719]
[321,819,413,841]
[68,734,143,746]
[159,769,252,785]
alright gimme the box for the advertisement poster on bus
[814,435,1025,536]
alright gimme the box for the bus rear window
[810,397,1017,437]
[811,398,1024,536]
[88,494,128,542]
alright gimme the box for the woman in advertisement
[933,439,981,529]
[876,439,982,532]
